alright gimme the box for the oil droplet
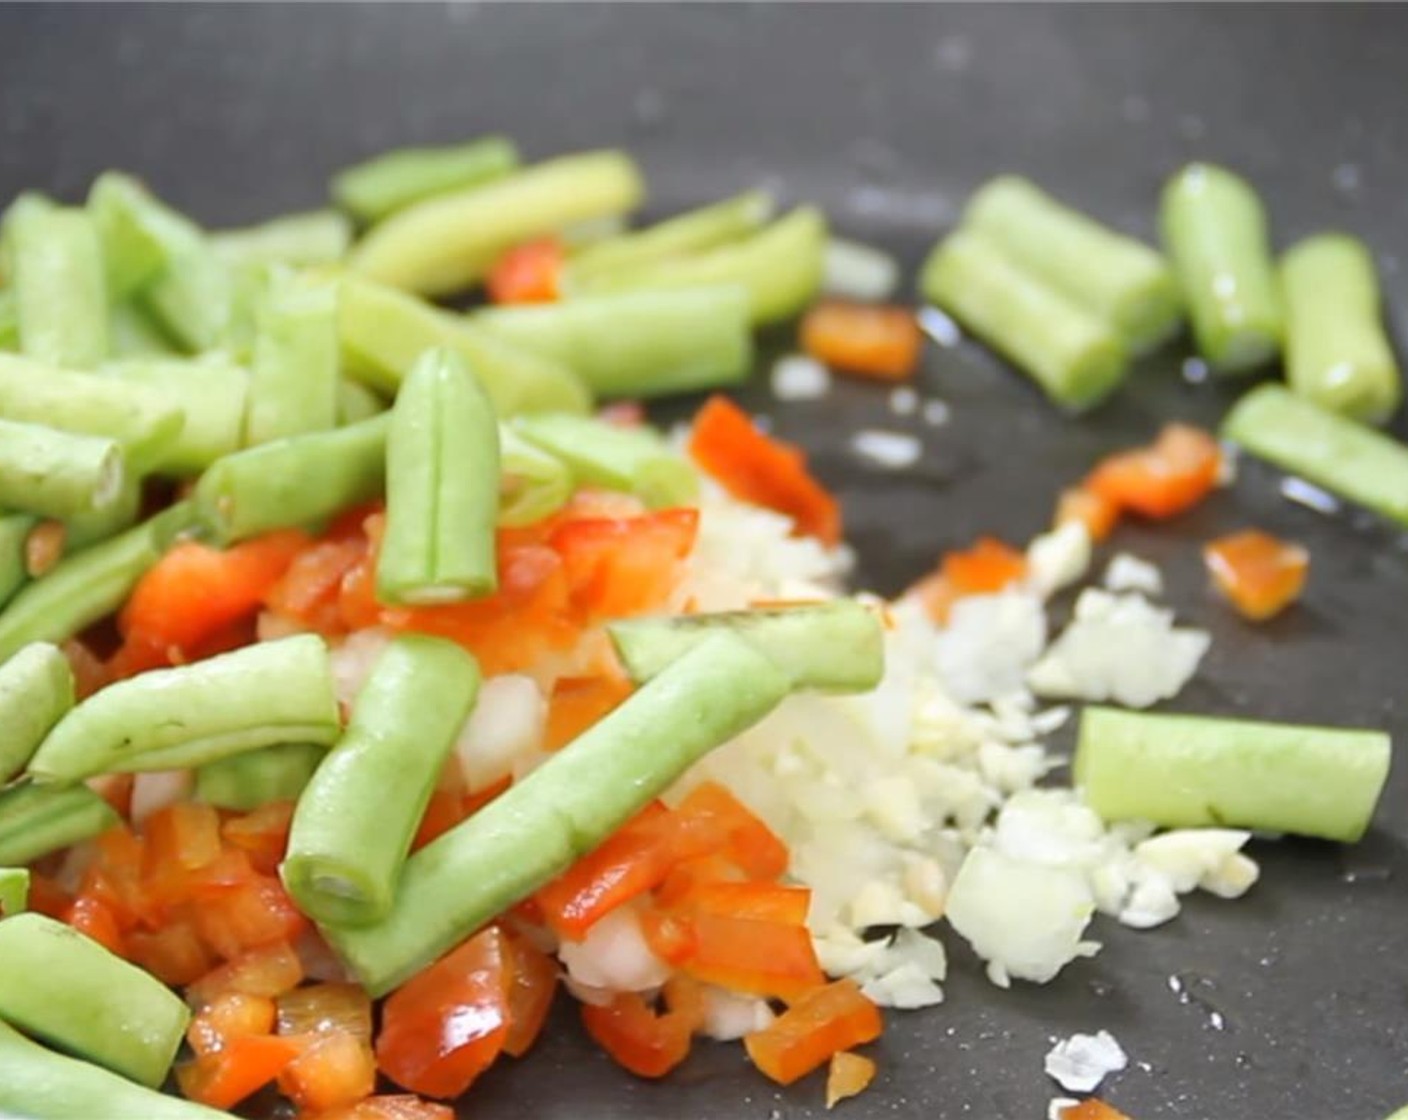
[918,306,961,348]
[1341,865,1392,884]
[1088,979,1114,998]
[1279,476,1341,516]
[1181,357,1210,384]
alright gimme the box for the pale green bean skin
[0,866,27,914]
[0,288,17,350]
[349,150,644,296]
[246,276,339,445]
[0,1018,230,1120]
[513,413,698,508]
[0,513,35,609]
[211,209,353,267]
[194,742,326,811]
[324,632,790,995]
[0,782,119,866]
[377,349,501,604]
[497,426,573,527]
[27,634,341,783]
[1281,233,1402,424]
[332,135,520,223]
[11,206,110,368]
[87,171,182,299]
[282,635,480,927]
[63,474,142,551]
[0,418,125,520]
[1160,163,1282,373]
[0,501,194,664]
[103,355,249,475]
[109,300,177,358]
[0,642,74,782]
[337,378,387,425]
[0,913,190,1088]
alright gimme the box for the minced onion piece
[822,237,900,301]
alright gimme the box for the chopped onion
[770,354,832,401]
[557,904,671,994]
[129,769,192,825]
[454,674,546,792]
[822,237,900,301]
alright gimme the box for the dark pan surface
[3,5,1407,1118]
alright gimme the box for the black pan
[2,5,1406,1118]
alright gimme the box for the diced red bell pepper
[486,238,565,305]
[799,301,922,381]
[278,1031,378,1113]
[128,918,219,987]
[501,931,560,1059]
[579,982,698,1079]
[309,1095,454,1120]
[674,782,789,880]
[826,1050,878,1108]
[63,893,125,955]
[744,979,883,1086]
[1086,423,1222,520]
[187,941,305,1009]
[545,673,634,750]
[1203,529,1309,621]
[193,874,309,962]
[175,1033,304,1110]
[221,800,296,877]
[674,912,825,1000]
[549,507,699,620]
[187,992,278,1057]
[277,982,373,1041]
[1055,485,1120,542]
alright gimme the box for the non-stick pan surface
[2,5,1406,1118]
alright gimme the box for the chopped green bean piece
[577,207,827,326]
[475,286,752,398]
[513,413,698,508]
[966,176,1182,354]
[28,634,340,783]
[349,150,644,296]
[0,289,16,351]
[212,209,353,267]
[378,349,500,605]
[109,299,177,358]
[0,782,118,866]
[0,419,126,520]
[103,355,249,475]
[497,425,573,527]
[0,642,74,782]
[1281,233,1401,424]
[332,135,520,224]
[565,190,775,283]
[63,474,142,551]
[194,742,326,811]
[1160,163,1282,373]
[0,192,56,284]
[0,867,28,915]
[920,227,1128,411]
[1222,384,1408,526]
[87,172,181,299]
[0,513,34,609]
[11,206,109,368]
[323,632,790,995]
[336,378,387,425]
[1076,706,1390,842]
[246,275,339,445]
[338,276,591,415]
[609,600,884,693]
[284,635,479,927]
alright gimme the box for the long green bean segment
[0,642,74,783]
[331,135,521,224]
[109,299,177,359]
[513,413,698,508]
[0,352,184,473]
[1076,706,1390,842]
[193,413,389,544]
[26,634,340,783]
[211,209,353,267]
[104,355,249,475]
[0,867,27,915]
[498,425,573,527]
[0,419,125,520]
[194,742,326,812]
[0,782,118,866]
[324,632,790,995]
[1222,384,1408,527]
[1160,163,1282,373]
[0,1018,230,1120]
[475,286,753,398]
[0,913,190,1087]
[0,289,17,351]
[965,176,1183,354]
[1280,233,1402,424]
[337,378,387,425]
[378,348,500,604]
[63,475,143,551]
[0,500,193,664]
[11,206,110,368]
[609,600,884,693]
[338,276,592,416]
[283,635,480,928]
[578,207,828,326]
[1,192,57,282]
[87,172,185,299]
[246,276,339,445]
[0,513,32,609]
[565,190,775,283]
[920,227,1128,411]
[349,150,645,296]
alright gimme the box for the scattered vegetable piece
[743,979,882,1086]
[0,642,73,782]
[332,136,521,225]
[1055,486,1120,542]
[1203,529,1308,620]
[1086,424,1221,519]
[486,237,565,304]
[826,1051,878,1109]
[800,301,922,381]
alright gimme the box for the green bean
[1222,383,1408,526]
[212,209,353,267]
[965,176,1183,354]
[246,275,339,445]
[0,418,125,520]
[498,426,572,527]
[0,867,27,915]
[284,634,479,927]
[1160,163,1282,373]
[87,171,183,299]
[332,135,520,224]
[109,299,177,358]
[0,642,73,783]
[194,742,326,812]
[0,513,34,609]
[349,150,644,296]
[0,1018,230,1120]
[336,378,387,425]
[27,634,340,783]
[0,913,189,1087]
[609,600,884,693]
[0,192,56,284]
[10,206,110,368]
[919,227,1128,411]
[63,474,142,551]
[194,414,388,544]
[0,501,193,664]
[475,286,753,399]
[577,207,827,326]
[324,632,790,995]
[513,413,698,508]
[338,276,591,415]
[565,190,775,283]
[1281,233,1401,424]
[103,355,249,475]
[1076,706,1390,842]
[0,782,118,866]
[0,288,18,351]
[377,349,500,604]
[0,352,184,473]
